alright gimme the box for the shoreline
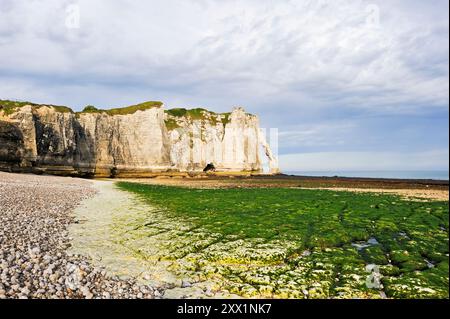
[116,174,449,201]
[1,169,448,186]
[104,173,450,190]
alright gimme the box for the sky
[0,0,448,171]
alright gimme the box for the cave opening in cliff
[203,163,216,172]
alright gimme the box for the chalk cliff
[0,100,279,177]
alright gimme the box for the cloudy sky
[0,0,448,172]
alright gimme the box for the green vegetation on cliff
[1,99,237,127]
[221,112,231,126]
[164,118,181,131]
[80,105,99,113]
[164,108,232,131]
[0,99,163,116]
[0,99,72,115]
[166,108,189,117]
[116,182,449,299]
[166,107,217,120]
[0,100,32,116]
[78,101,163,116]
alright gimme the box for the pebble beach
[0,172,156,299]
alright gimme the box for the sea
[284,170,449,181]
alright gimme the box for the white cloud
[278,122,355,148]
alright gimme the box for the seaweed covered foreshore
[92,181,450,299]
[0,171,448,299]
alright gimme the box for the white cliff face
[6,105,38,164]
[0,103,279,177]
[32,106,79,166]
[76,107,171,176]
[222,108,260,171]
[165,107,263,172]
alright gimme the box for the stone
[80,286,93,299]
[20,287,30,296]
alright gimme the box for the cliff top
[166,107,231,120]
[0,99,253,120]
[78,101,163,116]
[0,99,163,116]
[0,99,73,115]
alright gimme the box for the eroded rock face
[166,107,263,172]
[0,120,25,168]
[0,103,279,177]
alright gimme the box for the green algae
[164,108,232,129]
[113,182,449,299]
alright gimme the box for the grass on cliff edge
[1,98,230,137]
[1,99,234,124]
[0,99,164,116]
[163,107,230,130]
[0,99,72,115]
[79,101,163,116]
[117,182,449,298]
[165,108,232,128]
